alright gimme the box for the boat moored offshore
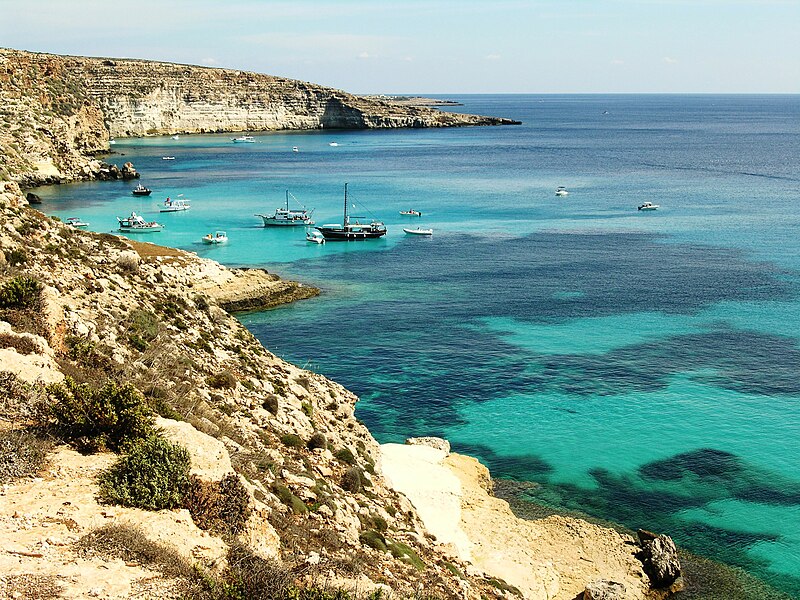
[315,184,386,241]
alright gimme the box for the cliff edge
[0,48,519,187]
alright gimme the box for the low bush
[126,308,159,350]
[98,435,191,510]
[334,447,356,465]
[359,529,387,553]
[341,466,362,493]
[387,540,425,571]
[0,275,41,309]
[4,248,28,266]
[206,370,237,390]
[47,378,154,452]
[273,483,308,514]
[307,431,327,451]
[262,394,279,415]
[0,332,38,354]
[184,473,252,535]
[280,433,303,448]
[0,429,52,483]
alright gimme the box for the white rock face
[157,417,234,480]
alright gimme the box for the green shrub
[387,540,425,571]
[184,473,252,535]
[307,431,327,451]
[128,308,159,341]
[301,401,314,418]
[273,483,307,514]
[98,436,191,510]
[0,429,52,483]
[206,370,237,389]
[0,276,41,309]
[280,433,303,448]
[334,447,355,465]
[4,248,28,266]
[359,530,387,552]
[47,378,154,451]
[223,542,297,600]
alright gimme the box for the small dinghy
[403,227,433,236]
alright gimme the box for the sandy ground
[381,443,649,600]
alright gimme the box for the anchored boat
[315,184,386,241]
[255,191,314,226]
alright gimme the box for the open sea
[33,94,800,598]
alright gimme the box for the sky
[1,0,799,94]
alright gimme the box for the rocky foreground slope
[0,180,685,599]
[0,48,519,187]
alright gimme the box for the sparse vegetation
[387,540,425,571]
[0,429,52,483]
[4,247,28,266]
[262,394,279,414]
[46,377,154,452]
[359,529,387,552]
[98,435,191,510]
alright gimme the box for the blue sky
[2,0,798,93]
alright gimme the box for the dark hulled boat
[315,184,386,241]
[132,183,152,196]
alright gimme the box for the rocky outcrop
[584,580,627,600]
[637,530,682,590]
[0,48,519,186]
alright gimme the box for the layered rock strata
[0,48,519,186]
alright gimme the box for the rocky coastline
[0,48,520,188]
[0,179,689,599]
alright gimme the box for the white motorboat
[555,186,569,197]
[171,135,180,140]
[256,191,314,226]
[160,196,191,212]
[292,146,299,152]
[117,212,163,233]
[638,202,660,211]
[403,227,433,236]
[329,142,339,147]
[202,231,228,244]
[232,135,255,143]
[65,217,89,228]
[161,156,175,160]
[306,230,326,244]
[399,209,422,216]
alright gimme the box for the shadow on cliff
[320,98,366,129]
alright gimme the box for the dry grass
[125,239,193,265]
[0,574,62,599]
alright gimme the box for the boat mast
[343,183,349,227]
[285,190,289,211]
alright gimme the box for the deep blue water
[34,94,800,596]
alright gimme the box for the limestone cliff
[0,48,519,187]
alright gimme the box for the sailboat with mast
[255,190,314,226]
[315,183,387,241]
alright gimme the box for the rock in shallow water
[637,529,681,588]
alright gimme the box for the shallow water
[34,94,800,596]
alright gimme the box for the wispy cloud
[485,54,502,61]
[663,56,679,64]
[610,59,625,65]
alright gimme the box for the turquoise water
[33,95,800,596]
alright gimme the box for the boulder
[584,579,626,600]
[121,161,139,180]
[26,192,42,204]
[637,529,681,588]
